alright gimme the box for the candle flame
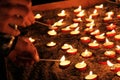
[53,19,64,26]
[100,33,105,36]
[111,30,116,33]
[91,29,100,35]
[60,55,65,62]
[69,45,73,49]
[116,45,120,48]
[93,40,97,43]
[80,61,85,64]
[107,60,114,67]
[89,71,93,75]
[75,27,80,31]
[93,9,97,14]
[89,15,92,19]
[78,6,82,10]
[105,38,110,43]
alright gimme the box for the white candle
[48,30,57,36]
[81,49,92,58]
[75,61,87,71]
[47,41,56,47]
[85,71,97,80]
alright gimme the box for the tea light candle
[53,19,64,26]
[29,37,35,43]
[46,41,56,47]
[66,45,77,54]
[57,10,66,18]
[70,27,80,35]
[84,25,94,33]
[91,9,99,18]
[116,71,120,76]
[48,30,57,36]
[90,29,100,36]
[106,30,116,37]
[117,57,120,63]
[86,15,93,23]
[106,23,116,30]
[114,34,120,41]
[61,26,71,33]
[111,63,120,72]
[104,50,116,58]
[88,40,100,49]
[95,33,105,41]
[85,71,98,80]
[34,13,42,20]
[103,38,114,48]
[61,43,71,50]
[73,18,82,23]
[95,4,103,9]
[115,45,120,54]
[86,20,95,28]
[59,55,71,69]
[75,61,87,71]
[69,23,79,29]
[104,15,113,22]
[105,11,114,17]
[81,49,92,58]
[74,6,82,14]
[76,10,85,18]
[50,25,58,30]
[80,36,91,43]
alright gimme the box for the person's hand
[0,0,35,36]
[8,36,40,67]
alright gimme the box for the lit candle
[76,10,85,18]
[80,36,91,43]
[86,20,95,28]
[103,38,114,48]
[114,34,120,41]
[117,57,120,63]
[46,41,56,47]
[53,19,64,26]
[107,60,120,72]
[69,23,79,29]
[81,49,92,58]
[86,15,93,23]
[91,9,99,18]
[57,10,66,18]
[104,15,113,22]
[61,43,71,50]
[73,18,82,23]
[66,45,77,54]
[61,26,71,33]
[104,50,116,58]
[116,71,120,77]
[88,40,100,49]
[106,23,116,30]
[29,37,35,43]
[84,25,94,33]
[85,71,98,80]
[74,6,82,14]
[34,13,42,20]
[48,30,57,36]
[106,30,116,37]
[70,27,80,35]
[95,4,103,9]
[75,61,87,71]
[90,29,100,36]
[59,55,71,69]
[95,33,105,41]
[115,45,120,54]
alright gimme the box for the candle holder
[114,34,120,41]
[75,61,87,71]
[104,50,116,58]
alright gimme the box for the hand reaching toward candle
[8,36,40,67]
[0,0,35,36]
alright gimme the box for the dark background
[32,0,64,5]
